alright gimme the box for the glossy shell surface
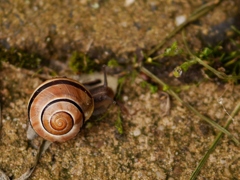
[28,78,94,142]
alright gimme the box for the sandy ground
[1,0,240,179]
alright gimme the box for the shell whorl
[46,112,73,134]
[28,78,94,142]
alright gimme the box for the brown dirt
[1,1,240,180]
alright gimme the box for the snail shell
[28,78,94,142]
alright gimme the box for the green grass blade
[140,66,239,145]
[190,101,240,179]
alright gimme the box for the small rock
[175,15,186,26]
[133,129,141,136]
[156,168,166,179]
[123,95,128,101]
[125,0,135,7]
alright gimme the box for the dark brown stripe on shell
[28,78,91,119]
[40,98,85,134]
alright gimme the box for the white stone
[175,15,186,26]
[133,129,141,136]
[125,0,135,7]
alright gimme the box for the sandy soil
[1,0,240,179]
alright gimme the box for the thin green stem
[181,30,240,81]
[140,66,239,145]
[149,0,222,58]
[190,101,240,179]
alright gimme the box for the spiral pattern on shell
[28,78,94,142]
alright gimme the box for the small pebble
[22,124,27,129]
[125,0,135,7]
[123,95,128,101]
[91,3,99,9]
[175,15,186,26]
[156,168,166,179]
[158,125,165,131]
[133,129,141,136]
